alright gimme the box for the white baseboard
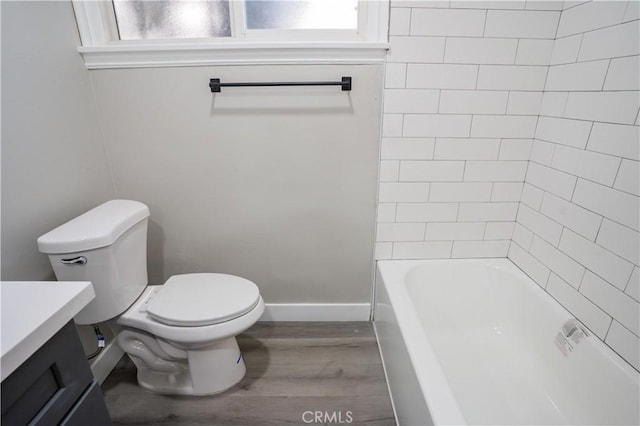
[90,340,124,384]
[259,303,371,321]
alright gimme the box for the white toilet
[37,200,265,396]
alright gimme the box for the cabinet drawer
[60,381,111,426]
[1,321,93,425]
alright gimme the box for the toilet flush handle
[60,256,87,265]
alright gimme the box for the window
[243,0,357,30]
[113,1,232,40]
[73,0,388,69]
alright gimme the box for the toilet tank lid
[37,200,150,254]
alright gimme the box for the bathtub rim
[376,257,640,426]
[376,259,471,426]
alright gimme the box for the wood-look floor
[101,322,396,425]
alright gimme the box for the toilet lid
[147,273,261,327]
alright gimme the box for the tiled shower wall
[376,0,639,369]
[376,0,561,260]
[508,0,640,370]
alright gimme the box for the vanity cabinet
[1,321,111,425]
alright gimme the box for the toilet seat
[146,273,261,327]
[118,285,265,345]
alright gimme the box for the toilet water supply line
[87,325,105,360]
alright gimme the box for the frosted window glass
[113,1,231,40]
[245,0,358,30]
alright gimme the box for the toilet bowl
[37,200,264,395]
[116,274,264,395]
[117,274,265,395]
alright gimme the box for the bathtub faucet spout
[562,318,590,343]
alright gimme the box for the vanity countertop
[1,281,95,381]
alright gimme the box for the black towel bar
[209,76,352,92]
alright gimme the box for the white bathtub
[374,259,639,426]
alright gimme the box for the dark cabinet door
[1,321,111,425]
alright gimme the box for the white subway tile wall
[549,33,582,64]
[379,0,640,370]
[498,139,533,160]
[529,139,555,166]
[626,268,640,302]
[491,182,524,201]
[483,10,560,38]
[587,122,639,160]
[507,0,640,370]
[506,91,544,114]
[606,321,640,371]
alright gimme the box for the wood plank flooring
[101,322,396,425]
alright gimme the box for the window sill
[78,41,389,69]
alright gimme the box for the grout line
[474,64,480,90]
[505,91,512,115]
[443,36,449,64]
[553,3,562,40]
[623,265,637,293]
[482,9,488,37]
[603,316,615,342]
[600,58,613,91]
[621,0,632,24]
[592,216,605,244]
[556,15,639,40]
[573,32,585,65]
[610,156,624,189]
[403,63,408,88]
[576,267,587,291]
[583,120,595,151]
[538,112,636,126]
[561,1,590,13]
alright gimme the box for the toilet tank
[37,200,150,325]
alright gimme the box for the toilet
[37,200,265,395]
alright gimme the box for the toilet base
[124,334,247,396]
[116,285,265,396]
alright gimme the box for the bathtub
[374,258,639,426]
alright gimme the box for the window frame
[72,0,389,69]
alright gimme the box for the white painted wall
[1,1,116,280]
[89,65,382,303]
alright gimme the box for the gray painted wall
[1,1,116,280]
[90,64,382,303]
[1,1,382,306]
